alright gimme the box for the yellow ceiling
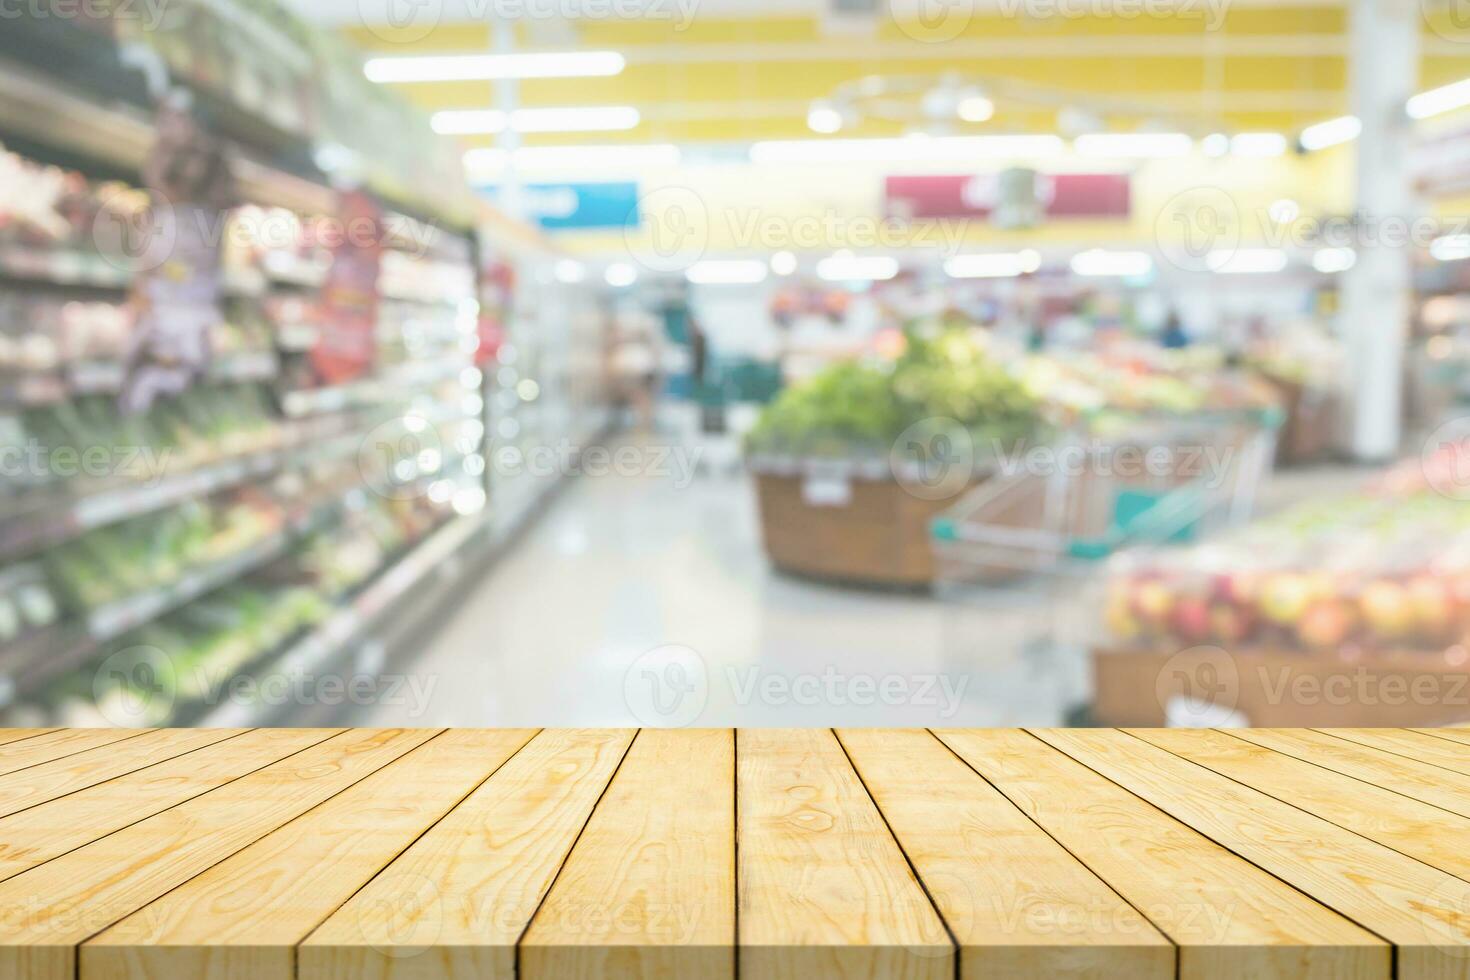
[343,7,1470,147]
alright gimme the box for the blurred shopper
[1161,310,1190,349]
[611,309,661,431]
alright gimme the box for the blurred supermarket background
[4,0,1470,729]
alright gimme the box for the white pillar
[493,18,525,221]
[1340,0,1418,460]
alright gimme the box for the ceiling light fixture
[365,51,626,83]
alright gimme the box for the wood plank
[0,728,437,980]
[1230,729,1470,821]
[82,729,538,980]
[521,729,736,980]
[1134,728,1470,883]
[0,728,333,885]
[736,728,952,980]
[1416,728,1470,749]
[300,728,636,980]
[0,729,151,777]
[936,728,1386,980]
[1037,728,1470,980]
[0,730,58,749]
[1320,729,1470,777]
[837,729,1174,980]
[0,728,246,819]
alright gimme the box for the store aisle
[360,432,1094,729]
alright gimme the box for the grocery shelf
[0,56,335,217]
[84,533,296,643]
[192,511,490,727]
[0,424,365,562]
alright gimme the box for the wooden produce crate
[1094,643,1470,727]
[750,458,998,587]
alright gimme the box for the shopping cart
[927,406,1283,722]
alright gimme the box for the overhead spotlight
[807,101,845,134]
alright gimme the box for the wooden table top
[0,728,1468,979]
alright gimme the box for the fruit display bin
[749,456,1001,588]
[1095,444,1470,725]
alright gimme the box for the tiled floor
[363,431,1362,730]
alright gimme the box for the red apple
[1297,599,1358,650]
[1209,602,1256,645]
[1170,596,1212,643]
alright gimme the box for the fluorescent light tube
[686,260,769,285]
[365,51,626,83]
[944,250,1042,279]
[1069,249,1153,277]
[1299,115,1361,151]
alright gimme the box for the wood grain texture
[0,728,245,819]
[0,728,333,885]
[936,728,1386,980]
[837,728,1174,980]
[1,727,1469,978]
[1137,727,1470,877]
[0,730,57,748]
[1037,728,1470,980]
[736,728,953,980]
[0,728,435,980]
[1321,729,1470,777]
[521,729,736,980]
[1232,729,1470,820]
[300,728,635,980]
[81,729,538,980]
[0,728,151,776]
